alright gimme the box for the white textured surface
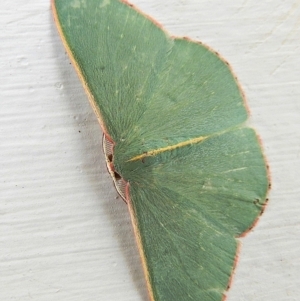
[1,1,299,300]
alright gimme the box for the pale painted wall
[1,1,299,300]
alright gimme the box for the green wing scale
[52,1,269,300]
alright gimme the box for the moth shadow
[49,14,148,301]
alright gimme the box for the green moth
[52,0,270,300]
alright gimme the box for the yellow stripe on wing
[128,135,208,162]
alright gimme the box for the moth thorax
[102,134,127,202]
